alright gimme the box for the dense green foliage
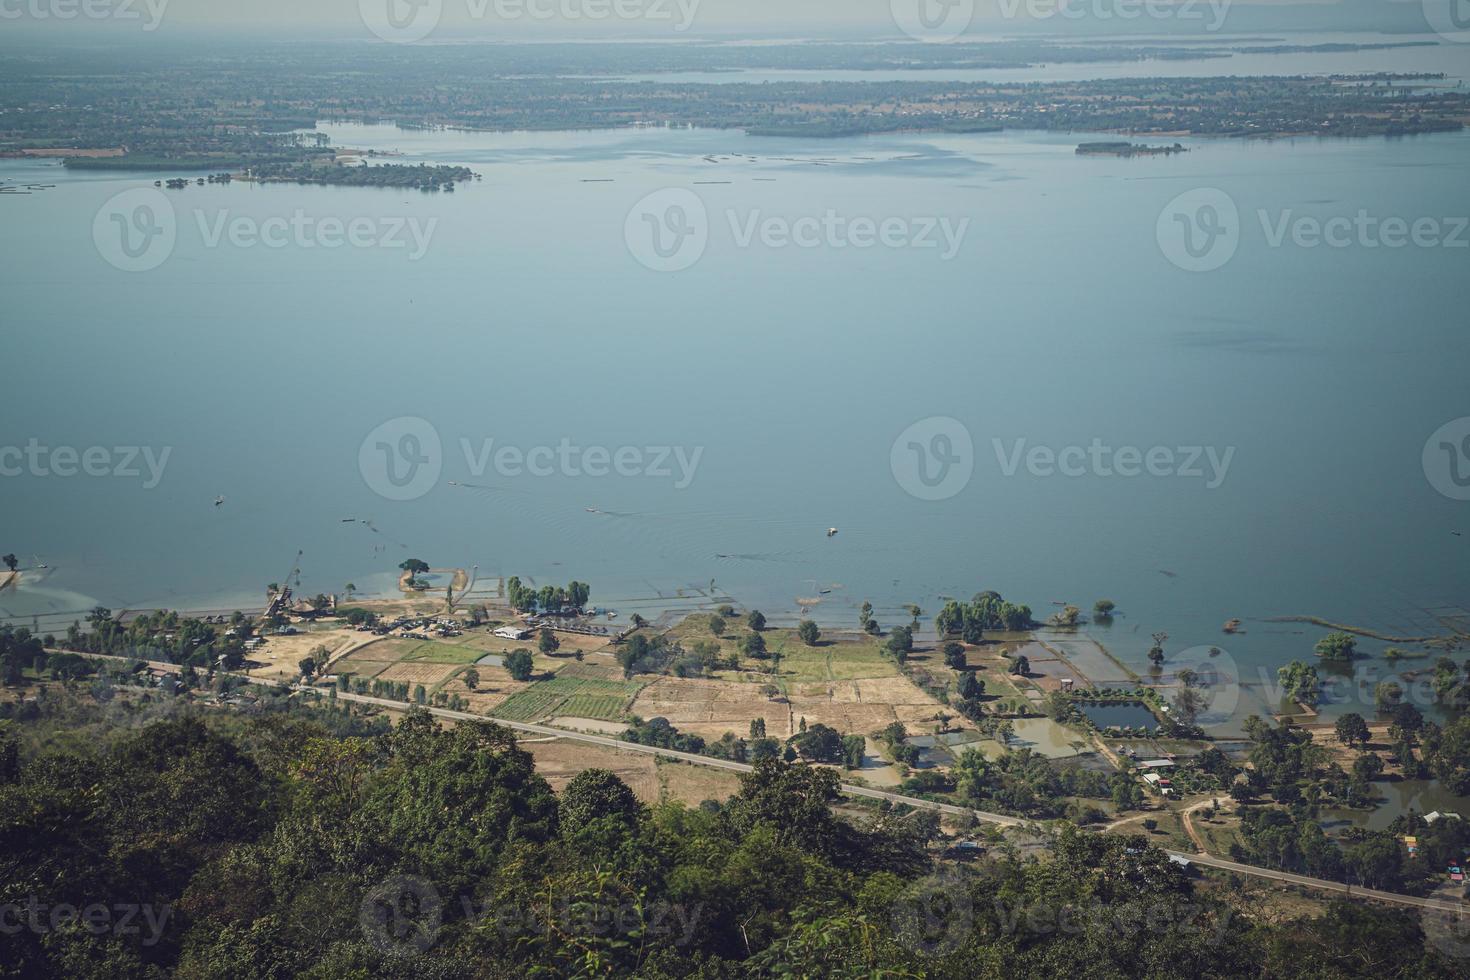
[2,699,1469,978]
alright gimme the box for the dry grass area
[436,664,535,707]
[788,676,951,738]
[520,738,740,805]
[244,628,359,683]
[445,630,614,658]
[1303,722,1411,777]
[631,676,792,740]
[655,758,743,805]
[377,661,461,686]
[630,671,952,741]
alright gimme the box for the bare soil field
[549,717,628,735]
[631,676,792,740]
[520,738,741,805]
[788,675,953,738]
[244,628,358,683]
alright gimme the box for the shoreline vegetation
[6,586,1470,905]
[4,41,1467,176]
[1265,616,1470,649]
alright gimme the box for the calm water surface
[2,117,1467,736]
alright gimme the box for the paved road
[317,691,1464,912]
[47,653,1469,916]
[319,689,1031,827]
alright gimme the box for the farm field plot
[396,640,487,665]
[520,740,741,805]
[377,661,461,686]
[339,638,411,662]
[558,694,628,722]
[786,676,950,739]
[767,632,897,684]
[492,690,567,721]
[558,663,625,682]
[492,674,644,723]
[333,655,395,680]
[666,615,751,662]
[443,629,615,657]
[631,676,791,739]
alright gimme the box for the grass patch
[765,630,896,684]
[559,694,631,722]
[399,641,486,665]
[491,674,644,723]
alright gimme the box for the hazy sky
[0,0,1443,39]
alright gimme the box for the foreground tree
[506,648,534,682]
[1335,712,1371,749]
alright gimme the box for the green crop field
[557,694,629,721]
[489,674,642,722]
[400,641,486,665]
[491,691,566,721]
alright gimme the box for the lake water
[1079,701,1161,732]
[3,108,1468,737]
